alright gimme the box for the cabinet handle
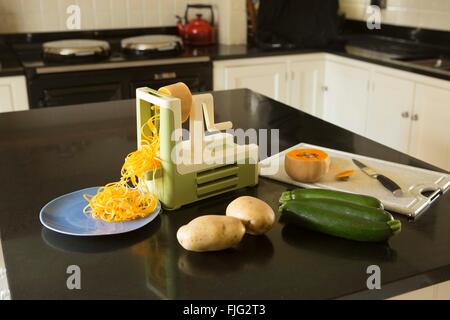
[411,114,419,121]
[322,85,329,92]
[401,112,410,118]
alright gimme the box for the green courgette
[286,198,393,223]
[280,189,384,209]
[279,200,401,242]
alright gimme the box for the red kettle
[176,4,216,46]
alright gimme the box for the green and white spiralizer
[136,86,259,210]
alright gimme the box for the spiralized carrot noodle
[83,109,161,222]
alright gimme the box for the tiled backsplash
[0,0,215,32]
[0,0,246,44]
[340,0,450,31]
[1,1,450,41]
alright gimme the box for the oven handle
[154,72,177,80]
[35,56,210,74]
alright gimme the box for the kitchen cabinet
[390,280,450,300]
[214,54,450,169]
[0,238,9,300]
[214,60,288,104]
[213,54,325,108]
[365,72,415,153]
[390,285,436,300]
[323,61,370,136]
[215,55,371,134]
[437,281,450,300]
[0,76,29,113]
[409,84,450,170]
[289,60,325,117]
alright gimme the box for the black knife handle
[377,175,402,195]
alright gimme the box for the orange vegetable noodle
[84,109,160,222]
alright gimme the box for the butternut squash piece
[284,148,330,183]
[335,170,355,181]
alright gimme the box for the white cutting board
[259,143,450,217]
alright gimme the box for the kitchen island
[0,89,449,299]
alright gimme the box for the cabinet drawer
[0,76,29,112]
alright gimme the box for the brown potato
[226,196,275,235]
[177,215,245,252]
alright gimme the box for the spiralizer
[136,83,259,210]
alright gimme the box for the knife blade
[352,159,403,197]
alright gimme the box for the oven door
[129,62,212,97]
[28,69,126,108]
[28,62,212,108]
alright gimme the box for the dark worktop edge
[210,46,450,82]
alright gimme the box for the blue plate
[39,187,161,236]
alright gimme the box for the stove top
[121,35,182,53]
[14,38,180,68]
[9,28,207,73]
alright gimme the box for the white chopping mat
[259,143,450,218]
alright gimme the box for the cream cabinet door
[390,281,450,300]
[218,62,288,104]
[289,60,325,117]
[389,285,436,300]
[410,84,450,171]
[0,238,10,300]
[436,281,450,300]
[323,61,370,136]
[0,76,29,113]
[366,72,415,153]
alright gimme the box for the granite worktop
[0,89,449,299]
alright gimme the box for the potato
[226,196,275,235]
[177,215,245,252]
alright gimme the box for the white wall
[0,0,247,44]
[340,0,450,32]
[215,0,246,46]
[0,0,206,32]
[0,0,212,32]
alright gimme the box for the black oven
[27,59,212,108]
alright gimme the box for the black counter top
[1,89,449,300]
[208,38,450,82]
[4,29,450,81]
[196,43,320,61]
[0,44,24,77]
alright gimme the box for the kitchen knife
[352,159,403,197]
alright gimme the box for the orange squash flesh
[284,148,331,183]
[335,170,355,181]
[158,82,192,123]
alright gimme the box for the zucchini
[279,200,401,242]
[280,189,384,209]
[286,198,393,223]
